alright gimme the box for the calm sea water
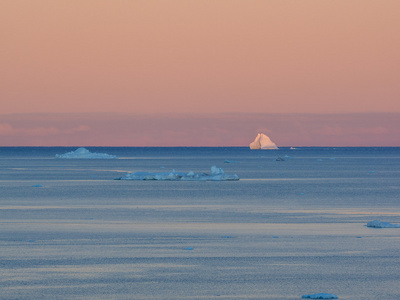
[0,147,399,299]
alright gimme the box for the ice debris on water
[302,293,338,299]
[115,166,239,181]
[55,147,117,159]
[224,160,237,163]
[184,247,194,250]
[32,184,43,187]
[366,220,400,228]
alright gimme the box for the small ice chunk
[56,147,117,159]
[366,220,400,228]
[224,160,237,163]
[184,247,194,250]
[302,293,338,299]
[32,184,43,187]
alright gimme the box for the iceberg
[302,293,338,299]
[249,133,278,150]
[55,147,117,159]
[366,220,400,228]
[224,160,238,163]
[115,166,239,181]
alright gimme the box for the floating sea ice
[55,147,117,159]
[224,160,237,163]
[184,247,194,250]
[302,293,338,299]
[366,220,400,228]
[32,184,43,187]
[116,166,239,181]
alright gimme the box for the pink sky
[1,1,400,146]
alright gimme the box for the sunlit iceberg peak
[249,133,278,150]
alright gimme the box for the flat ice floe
[55,147,117,159]
[366,220,400,228]
[116,166,239,181]
[302,293,338,299]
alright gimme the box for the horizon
[1,112,399,147]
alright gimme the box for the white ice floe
[55,147,117,159]
[302,293,338,299]
[366,220,400,228]
[249,133,278,150]
[116,166,239,181]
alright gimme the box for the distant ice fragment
[249,133,278,150]
[302,293,338,299]
[32,184,43,187]
[55,147,117,159]
[184,247,194,250]
[366,220,400,228]
[115,166,239,181]
[224,160,237,163]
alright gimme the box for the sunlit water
[0,147,399,299]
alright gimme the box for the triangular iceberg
[249,133,278,150]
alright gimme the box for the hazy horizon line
[1,112,399,147]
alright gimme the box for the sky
[1,1,399,146]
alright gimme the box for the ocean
[0,147,399,299]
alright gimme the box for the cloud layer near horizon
[0,113,399,147]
